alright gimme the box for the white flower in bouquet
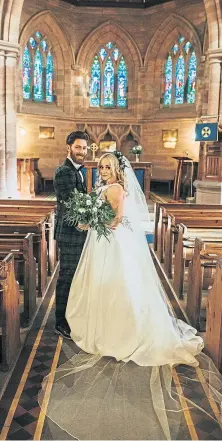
[63,189,131,241]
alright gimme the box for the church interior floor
[0,274,221,439]
[0,193,222,440]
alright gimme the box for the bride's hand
[76,223,89,231]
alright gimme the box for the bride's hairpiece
[113,151,128,171]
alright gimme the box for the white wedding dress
[66,183,203,367]
[39,163,222,440]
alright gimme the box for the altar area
[16,158,152,201]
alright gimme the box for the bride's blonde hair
[97,153,125,188]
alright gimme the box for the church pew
[154,202,222,253]
[186,239,222,330]
[173,223,222,297]
[0,253,20,371]
[0,234,37,324]
[163,212,222,277]
[0,220,47,296]
[156,204,222,262]
[0,199,56,207]
[0,207,56,274]
[205,258,222,371]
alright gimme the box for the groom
[54,131,88,339]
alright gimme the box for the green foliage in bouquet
[64,189,118,241]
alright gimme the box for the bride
[40,152,222,440]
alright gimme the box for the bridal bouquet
[64,189,128,241]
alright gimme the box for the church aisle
[0,285,222,440]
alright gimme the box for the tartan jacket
[54,158,87,248]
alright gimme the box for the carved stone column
[208,50,222,118]
[0,40,19,198]
[0,49,7,197]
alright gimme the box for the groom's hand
[77,223,89,231]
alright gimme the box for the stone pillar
[0,50,7,197]
[208,50,222,117]
[194,49,222,205]
[0,40,19,198]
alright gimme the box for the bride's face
[99,158,116,184]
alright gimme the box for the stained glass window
[163,35,197,106]
[117,57,128,107]
[104,57,115,107]
[46,51,54,103]
[89,42,128,108]
[175,55,185,104]
[89,55,101,107]
[187,51,197,104]
[164,54,172,106]
[22,45,31,99]
[22,31,54,103]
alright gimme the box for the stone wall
[17,0,208,176]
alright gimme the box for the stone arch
[1,0,25,42]
[144,14,202,114]
[19,10,74,114]
[76,20,142,116]
[204,0,221,49]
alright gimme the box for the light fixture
[19,127,27,136]
[162,129,178,149]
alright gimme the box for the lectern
[172,156,197,201]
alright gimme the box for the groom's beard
[69,152,85,164]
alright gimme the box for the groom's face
[67,139,88,164]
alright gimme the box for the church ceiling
[61,0,172,8]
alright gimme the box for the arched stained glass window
[22,32,55,103]
[175,55,185,104]
[89,42,128,108]
[117,57,128,108]
[33,48,43,101]
[187,51,197,104]
[23,45,31,99]
[104,57,115,107]
[46,51,54,103]
[89,56,101,107]
[164,54,173,106]
[163,35,197,106]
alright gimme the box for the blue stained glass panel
[113,47,120,61]
[99,48,107,61]
[117,56,127,108]
[33,48,43,101]
[23,45,31,99]
[184,41,192,54]
[29,37,36,49]
[187,51,197,104]
[46,51,54,103]
[35,31,42,40]
[175,55,185,104]
[164,54,172,106]
[106,42,114,49]
[41,40,48,51]
[172,44,179,55]
[103,57,114,107]
[89,55,101,107]
[178,35,185,44]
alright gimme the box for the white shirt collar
[67,156,83,170]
